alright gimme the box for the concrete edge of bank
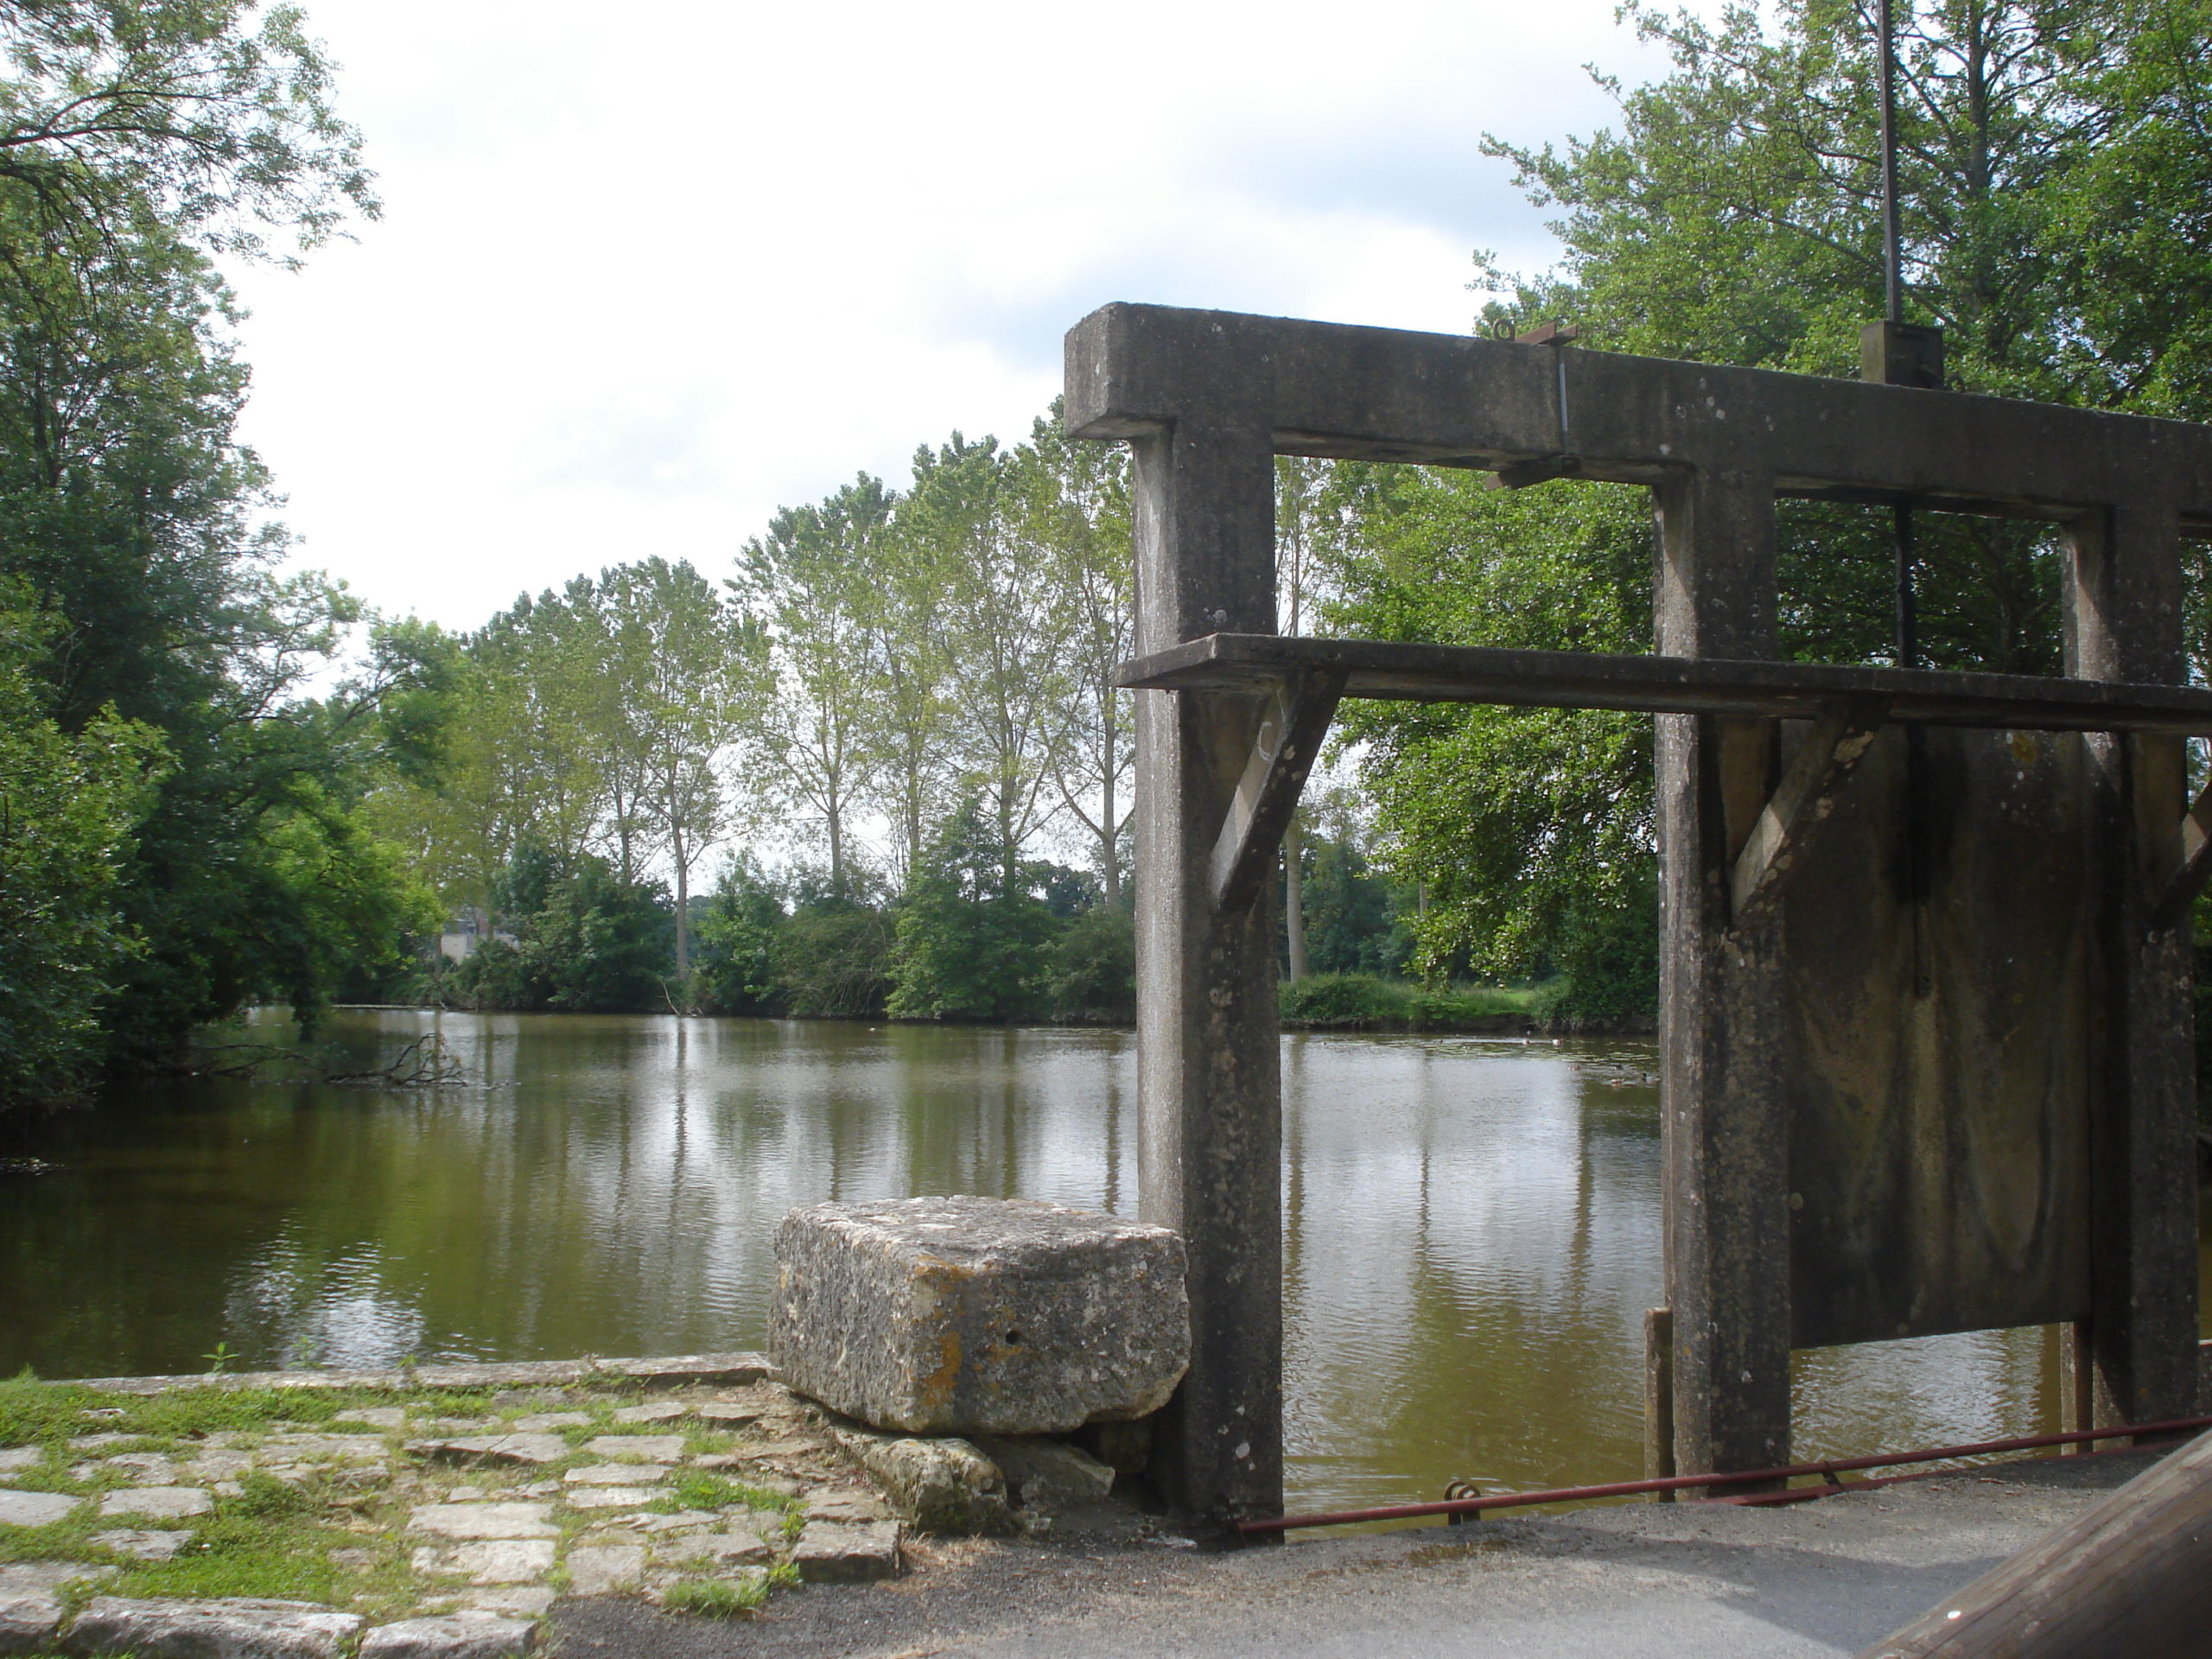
[58,1351,780,1395]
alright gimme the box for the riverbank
[557,1445,2175,1659]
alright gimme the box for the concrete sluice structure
[1062,302,2212,1535]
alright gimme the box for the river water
[4,1009,2207,1513]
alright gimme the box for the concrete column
[2066,499,2202,1428]
[1128,410,1283,1530]
[1652,466,1795,1478]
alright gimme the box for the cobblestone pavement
[0,1357,907,1656]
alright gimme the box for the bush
[887,804,1055,1022]
[778,903,893,1019]
[1279,973,1537,1031]
[1046,903,1135,1024]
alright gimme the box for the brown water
[3,1009,2205,1512]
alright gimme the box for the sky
[226,0,1678,631]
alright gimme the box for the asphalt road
[551,1447,2163,1659]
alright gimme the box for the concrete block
[65,1596,361,1658]
[771,1197,1188,1433]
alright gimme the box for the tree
[887,800,1055,1022]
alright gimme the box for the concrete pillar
[1128,410,1284,1530]
[2066,499,2202,1427]
[1652,467,1796,1478]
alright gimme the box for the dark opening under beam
[1116,634,2212,737]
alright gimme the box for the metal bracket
[1729,696,1889,927]
[1209,667,1345,912]
[2147,776,2212,932]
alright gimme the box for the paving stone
[454,1588,552,1618]
[407,1436,568,1467]
[693,1403,763,1427]
[0,1448,43,1482]
[98,1486,213,1520]
[506,1413,591,1433]
[266,1434,390,1459]
[334,1408,409,1430]
[65,1595,363,1657]
[688,1458,799,1491]
[91,1529,194,1560]
[0,1564,115,1595]
[182,1450,256,1481]
[804,1491,892,1522]
[833,1429,1014,1535]
[609,1402,687,1425]
[448,1541,555,1585]
[409,1503,557,1541]
[581,1435,684,1463]
[86,1452,177,1485]
[515,1481,559,1498]
[734,1439,820,1459]
[632,1511,721,1534]
[359,1612,538,1659]
[66,1434,132,1452]
[791,1519,901,1583]
[771,1196,1189,1434]
[0,1490,79,1527]
[444,1486,486,1503]
[652,1531,774,1567]
[562,1543,645,1597]
[0,1592,61,1656]
[562,1464,668,1486]
[562,1487,658,1510]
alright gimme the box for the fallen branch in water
[323,1033,469,1088]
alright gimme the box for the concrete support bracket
[1209,666,1346,912]
[2146,774,2212,933]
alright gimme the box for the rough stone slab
[67,1435,131,1452]
[183,1450,256,1481]
[804,1490,892,1523]
[98,1487,212,1520]
[264,1434,389,1461]
[91,1529,194,1560]
[975,1436,1116,1510]
[610,1402,687,1425]
[791,1520,900,1583]
[449,1541,555,1584]
[693,1403,763,1427]
[89,1452,176,1484]
[449,1588,553,1618]
[0,1448,41,1482]
[64,1596,362,1658]
[771,1197,1189,1434]
[507,1414,591,1433]
[0,1594,60,1656]
[360,1613,537,1659]
[833,1428,1014,1535]
[0,1565,115,1595]
[408,1436,569,1467]
[334,1408,408,1430]
[410,1504,557,1541]
[563,1464,667,1486]
[69,1352,774,1396]
[562,1487,658,1510]
[581,1436,683,1463]
[562,1544,645,1597]
[653,1531,773,1567]
[632,1511,721,1533]
[0,1490,79,1527]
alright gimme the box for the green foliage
[777,896,894,1020]
[1279,974,1539,1031]
[693,856,786,1014]
[449,843,673,1013]
[888,802,1055,1022]
[664,1573,768,1617]
[1044,902,1135,1025]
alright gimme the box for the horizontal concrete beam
[1116,633,2212,734]
[1065,304,2212,524]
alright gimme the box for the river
[3,1009,2206,1512]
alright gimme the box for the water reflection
[1,1010,2201,1511]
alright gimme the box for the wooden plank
[1116,633,2212,735]
[1856,1428,2212,1656]
[1729,697,1888,925]
[2146,773,2212,932]
[1207,669,1345,912]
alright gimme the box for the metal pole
[1878,0,1902,326]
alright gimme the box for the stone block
[359,1613,537,1659]
[90,1529,194,1560]
[561,1544,645,1597]
[974,1437,1116,1510]
[581,1436,683,1463]
[65,1596,361,1658]
[771,1197,1188,1434]
[506,1413,590,1433]
[610,1402,687,1424]
[0,1593,60,1657]
[448,1541,554,1585]
[0,1491,78,1527]
[98,1487,211,1520]
[791,1520,900,1583]
[562,1465,667,1486]
[561,1487,657,1510]
[452,1589,552,1619]
[0,1447,42,1482]
[832,1428,1014,1535]
[653,1531,772,1567]
[409,1504,557,1541]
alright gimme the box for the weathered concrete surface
[771,1198,1189,1434]
[553,1447,2169,1659]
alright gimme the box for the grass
[662,1573,767,1618]
[1278,974,1543,1031]
[653,1471,796,1515]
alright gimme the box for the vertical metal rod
[1893,503,1918,670]
[1878,0,1902,325]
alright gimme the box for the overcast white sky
[226,0,1675,631]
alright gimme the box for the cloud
[228,0,1669,628]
